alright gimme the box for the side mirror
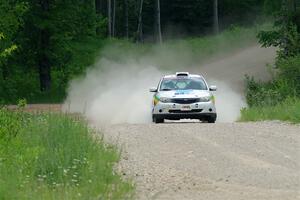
[149,87,158,92]
[209,85,217,91]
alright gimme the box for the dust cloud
[64,60,165,124]
[63,43,276,124]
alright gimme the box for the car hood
[157,90,211,98]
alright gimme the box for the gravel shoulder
[98,122,300,200]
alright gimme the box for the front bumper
[153,113,217,120]
[152,101,216,120]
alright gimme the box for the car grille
[169,109,203,113]
[171,98,200,104]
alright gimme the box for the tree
[108,0,112,37]
[258,0,300,59]
[37,0,51,91]
[137,0,144,42]
[0,0,27,80]
[0,33,17,79]
[123,0,129,38]
[95,0,102,14]
[213,0,219,34]
[155,0,162,43]
[112,0,116,36]
[263,0,282,14]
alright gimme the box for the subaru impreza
[149,72,217,123]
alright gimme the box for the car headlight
[199,96,211,102]
[159,97,172,103]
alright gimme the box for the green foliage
[0,110,133,199]
[0,0,282,103]
[258,3,300,59]
[243,2,300,123]
[0,109,22,140]
[17,98,27,108]
[245,55,300,107]
[0,0,28,37]
[263,0,282,15]
[0,0,28,62]
[245,76,291,107]
[1,25,260,104]
[277,54,300,93]
[0,36,106,104]
[240,97,300,123]
[258,23,300,58]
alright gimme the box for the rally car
[149,72,217,123]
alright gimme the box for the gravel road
[98,122,300,200]
[20,45,296,199]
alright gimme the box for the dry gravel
[98,121,300,200]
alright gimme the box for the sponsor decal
[174,90,192,95]
[154,95,160,106]
[211,95,215,104]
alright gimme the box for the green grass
[0,109,133,199]
[240,98,300,123]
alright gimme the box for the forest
[1,1,300,199]
[0,0,291,104]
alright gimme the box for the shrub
[245,55,300,107]
[240,97,300,123]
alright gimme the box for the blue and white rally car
[149,72,217,123]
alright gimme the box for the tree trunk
[137,0,144,42]
[95,0,101,14]
[124,0,129,38]
[95,0,101,35]
[39,0,51,92]
[108,0,112,37]
[2,63,8,80]
[213,0,219,34]
[155,0,162,44]
[112,0,116,37]
[285,0,297,11]
[292,0,296,11]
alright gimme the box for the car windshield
[160,78,207,91]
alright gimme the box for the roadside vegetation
[240,98,300,123]
[0,0,278,104]
[241,3,300,123]
[1,24,262,104]
[0,108,133,199]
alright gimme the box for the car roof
[163,74,204,79]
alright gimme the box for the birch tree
[155,0,162,43]
[108,0,112,37]
[213,0,219,34]
[137,0,144,42]
[112,0,116,36]
[124,0,129,38]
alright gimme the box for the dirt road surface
[99,122,300,200]
[11,46,298,199]
[83,45,299,199]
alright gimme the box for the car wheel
[207,115,216,123]
[153,116,164,124]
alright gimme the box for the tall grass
[240,98,300,123]
[0,109,133,199]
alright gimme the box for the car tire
[153,116,164,124]
[207,115,217,123]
